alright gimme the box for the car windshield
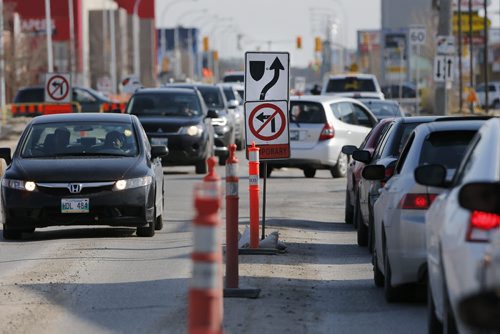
[20,122,139,158]
[127,92,202,117]
[326,77,376,93]
[419,131,477,170]
[364,102,401,118]
[197,87,225,109]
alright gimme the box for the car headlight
[113,176,152,191]
[1,178,36,192]
[180,125,203,136]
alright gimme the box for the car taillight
[466,211,500,242]
[319,122,334,140]
[380,165,396,187]
[398,193,437,210]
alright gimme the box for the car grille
[143,124,181,133]
[36,182,115,196]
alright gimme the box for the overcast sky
[155,0,500,67]
[155,0,381,67]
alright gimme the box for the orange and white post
[225,144,239,288]
[188,181,223,334]
[248,142,260,249]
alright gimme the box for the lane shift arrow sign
[259,57,284,100]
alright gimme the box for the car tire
[3,225,23,240]
[154,214,163,231]
[137,220,155,237]
[384,240,400,303]
[356,194,368,247]
[428,283,443,334]
[373,250,384,287]
[303,167,316,178]
[195,160,207,174]
[345,190,354,224]
[331,153,348,178]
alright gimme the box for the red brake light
[319,122,335,140]
[398,193,437,210]
[466,211,500,242]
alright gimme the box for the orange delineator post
[225,144,239,288]
[188,165,223,334]
[248,142,260,249]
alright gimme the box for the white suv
[321,73,384,100]
[476,81,500,109]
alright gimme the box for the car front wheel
[137,220,155,237]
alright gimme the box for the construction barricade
[99,102,127,113]
[9,102,81,117]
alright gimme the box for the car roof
[392,116,440,124]
[359,99,399,105]
[30,112,134,124]
[290,95,365,104]
[168,83,218,89]
[133,87,197,94]
[327,73,376,79]
[413,120,487,134]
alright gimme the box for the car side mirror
[458,182,500,215]
[0,148,12,165]
[151,145,168,159]
[362,165,386,180]
[414,164,448,188]
[352,150,371,164]
[341,145,358,156]
[207,109,219,118]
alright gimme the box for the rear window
[364,102,401,118]
[290,102,326,124]
[197,87,224,109]
[127,92,202,117]
[14,88,44,103]
[389,122,420,156]
[325,77,376,93]
[419,131,476,170]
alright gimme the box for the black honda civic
[0,113,168,240]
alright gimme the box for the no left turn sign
[45,73,72,103]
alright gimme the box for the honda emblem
[68,183,83,194]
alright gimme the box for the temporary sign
[245,100,290,159]
[244,52,290,102]
[45,73,71,103]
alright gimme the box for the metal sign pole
[261,161,267,240]
[415,43,420,115]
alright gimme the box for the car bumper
[2,185,154,229]
[267,140,340,169]
[387,210,427,285]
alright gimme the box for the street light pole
[68,0,76,79]
[45,0,54,72]
[0,0,5,112]
[133,0,142,79]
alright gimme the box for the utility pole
[483,0,489,113]
[45,0,54,72]
[0,0,6,113]
[110,9,117,94]
[469,0,474,113]
[133,0,142,79]
[68,0,76,79]
[458,0,463,112]
[435,0,452,115]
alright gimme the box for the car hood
[7,156,142,182]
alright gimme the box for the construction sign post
[45,73,71,103]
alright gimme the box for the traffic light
[203,36,209,52]
[296,36,302,49]
[314,37,322,52]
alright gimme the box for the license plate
[61,198,89,213]
[290,130,299,141]
[151,137,168,146]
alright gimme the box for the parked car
[14,85,117,113]
[342,118,393,225]
[364,119,486,303]
[167,83,235,165]
[358,99,405,120]
[414,118,500,333]
[351,116,439,248]
[476,81,500,109]
[321,73,384,100]
[217,83,245,150]
[0,113,167,240]
[263,95,377,178]
[126,88,215,174]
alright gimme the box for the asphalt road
[0,123,426,333]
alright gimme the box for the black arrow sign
[447,58,452,78]
[436,59,442,78]
[259,57,284,100]
[256,112,276,132]
[52,81,64,95]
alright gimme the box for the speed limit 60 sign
[409,27,426,46]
